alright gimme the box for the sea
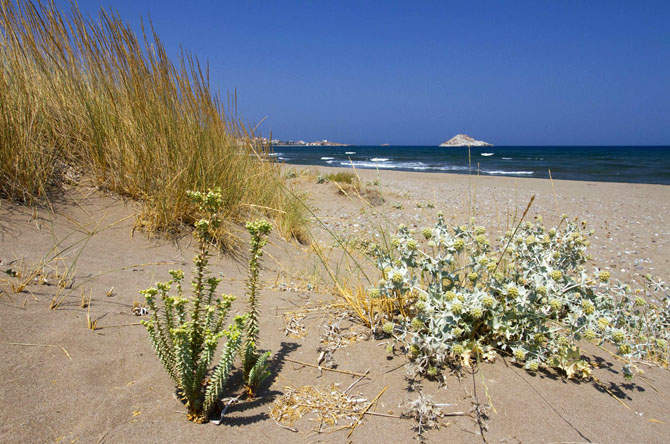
[271,145,670,185]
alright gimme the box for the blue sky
[57,1,669,145]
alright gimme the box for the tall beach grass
[0,0,305,244]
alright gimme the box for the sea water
[271,145,670,185]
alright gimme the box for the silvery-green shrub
[370,214,669,380]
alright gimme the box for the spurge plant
[141,188,273,422]
[242,219,273,397]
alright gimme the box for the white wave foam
[345,151,356,155]
[370,157,389,162]
[341,160,420,169]
[436,165,470,171]
[340,161,399,168]
[268,152,282,156]
[502,157,512,160]
[320,157,334,160]
[485,170,533,176]
[481,153,494,157]
[399,162,428,169]
[340,160,471,172]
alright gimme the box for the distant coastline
[271,139,349,147]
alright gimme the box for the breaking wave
[484,170,533,176]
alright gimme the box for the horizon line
[270,143,670,147]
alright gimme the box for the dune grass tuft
[0,0,306,245]
[326,171,357,185]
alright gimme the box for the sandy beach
[2,169,669,443]
[307,166,670,281]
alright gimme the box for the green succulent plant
[242,219,273,397]
[141,189,275,422]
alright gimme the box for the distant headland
[272,139,349,147]
[440,134,493,147]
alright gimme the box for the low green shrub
[141,189,273,422]
[370,214,669,380]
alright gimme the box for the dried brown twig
[347,385,388,438]
[284,358,368,378]
[2,342,72,360]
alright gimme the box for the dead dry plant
[270,384,369,433]
[334,283,416,331]
[283,311,307,339]
[402,391,469,440]
[318,311,370,368]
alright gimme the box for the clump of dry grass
[328,172,384,207]
[276,189,310,244]
[0,0,306,245]
[326,171,357,185]
[334,284,414,331]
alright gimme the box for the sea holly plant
[242,219,273,397]
[371,213,669,380]
[141,189,273,422]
